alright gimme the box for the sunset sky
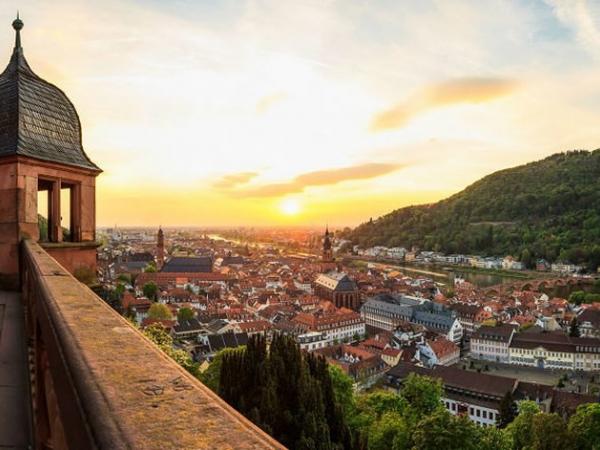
[4,0,600,227]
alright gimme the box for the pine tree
[569,317,581,337]
[217,334,350,449]
[497,391,518,428]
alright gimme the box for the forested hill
[346,150,600,270]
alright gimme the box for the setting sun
[280,198,301,216]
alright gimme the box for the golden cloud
[371,77,519,131]
[213,172,259,189]
[234,163,402,197]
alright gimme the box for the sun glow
[280,198,301,216]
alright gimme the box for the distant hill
[345,150,600,270]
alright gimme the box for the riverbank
[439,264,535,280]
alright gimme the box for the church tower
[0,16,102,288]
[156,226,165,269]
[322,226,333,262]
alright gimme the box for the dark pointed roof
[0,16,101,171]
[323,226,332,250]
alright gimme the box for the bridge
[483,277,594,296]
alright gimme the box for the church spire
[13,12,23,50]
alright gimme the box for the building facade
[361,294,463,344]
[508,332,600,371]
[314,272,360,310]
[292,309,366,346]
[470,324,517,363]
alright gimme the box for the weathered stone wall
[0,156,99,289]
[21,240,285,450]
[0,160,20,289]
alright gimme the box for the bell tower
[157,226,165,269]
[0,16,102,288]
[322,226,333,262]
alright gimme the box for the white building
[508,332,600,371]
[470,324,516,363]
[297,331,330,352]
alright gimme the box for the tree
[199,347,245,392]
[142,322,197,376]
[530,413,570,450]
[568,403,600,450]
[143,281,158,301]
[412,409,479,450]
[143,322,173,348]
[520,248,532,269]
[144,261,157,273]
[497,391,518,428]
[569,291,586,305]
[476,426,512,450]
[506,401,539,450]
[399,373,443,420]
[177,307,195,322]
[367,412,409,450]
[117,273,131,283]
[569,317,580,337]
[328,365,355,416]
[147,303,172,320]
[218,334,350,449]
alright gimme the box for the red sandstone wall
[44,246,97,278]
[0,162,20,289]
[0,157,99,289]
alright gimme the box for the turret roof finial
[12,12,23,50]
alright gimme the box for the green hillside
[346,150,600,270]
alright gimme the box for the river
[208,234,521,288]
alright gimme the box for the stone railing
[20,239,284,450]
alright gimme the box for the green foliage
[144,261,157,273]
[530,413,571,450]
[399,372,443,420]
[218,334,352,449]
[477,426,513,450]
[569,317,581,337]
[177,307,195,321]
[143,281,158,301]
[346,150,600,271]
[568,403,600,450]
[210,340,599,450]
[117,273,131,283]
[498,391,518,428]
[143,322,173,347]
[367,412,408,450]
[142,323,198,376]
[506,401,540,449]
[147,303,172,320]
[348,390,408,449]
[329,365,355,416]
[570,290,600,305]
[198,347,244,392]
[412,409,479,450]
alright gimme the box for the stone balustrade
[20,239,284,450]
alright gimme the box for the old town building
[314,271,360,310]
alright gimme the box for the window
[37,183,50,242]
[37,178,81,243]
